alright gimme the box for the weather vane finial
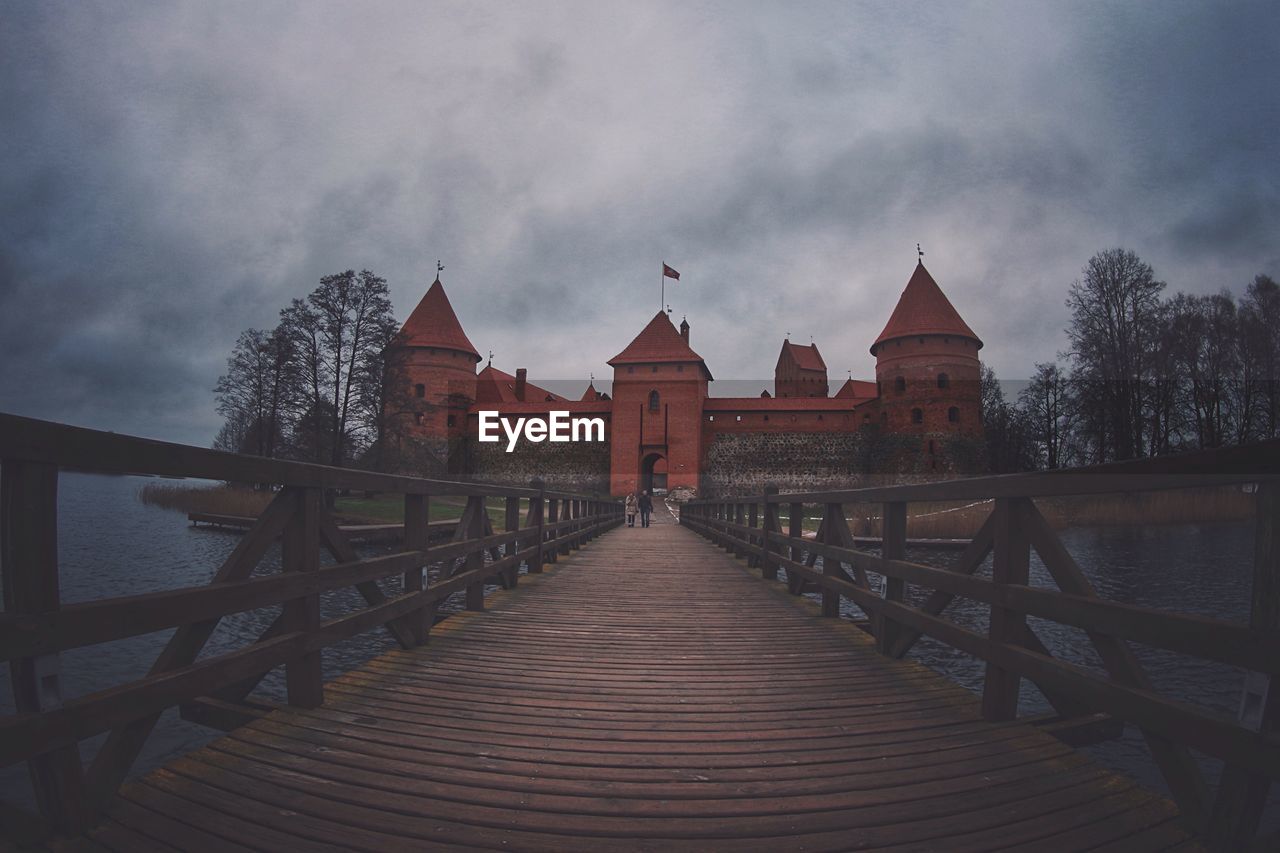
[487,349,493,366]
[437,260,444,276]
[917,243,924,262]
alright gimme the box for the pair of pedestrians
[625,490,654,527]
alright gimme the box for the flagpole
[660,263,665,313]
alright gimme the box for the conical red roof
[871,262,982,354]
[780,340,826,371]
[395,278,481,361]
[609,311,709,369]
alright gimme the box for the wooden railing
[0,413,622,837]
[682,441,1280,850]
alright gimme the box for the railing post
[734,502,746,557]
[504,495,521,585]
[1207,481,1279,848]
[526,480,545,574]
[876,501,907,655]
[1,460,85,831]
[981,497,1031,721]
[546,498,560,563]
[789,502,804,564]
[761,486,779,580]
[747,500,760,567]
[821,503,848,618]
[463,494,487,610]
[283,486,323,708]
[404,492,430,645]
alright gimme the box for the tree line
[982,247,1279,471]
[213,269,410,470]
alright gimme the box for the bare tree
[1017,362,1073,469]
[1064,248,1165,460]
[277,270,396,467]
[213,325,296,457]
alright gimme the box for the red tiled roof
[395,278,481,360]
[580,381,604,402]
[780,340,826,372]
[474,365,566,404]
[703,397,873,412]
[465,400,612,416]
[834,378,878,399]
[872,262,982,353]
[609,311,708,368]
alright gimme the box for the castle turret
[387,276,481,457]
[775,339,829,398]
[871,262,983,469]
[607,311,711,496]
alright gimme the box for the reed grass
[138,482,275,517]
[844,486,1255,540]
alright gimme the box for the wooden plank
[982,497,1031,722]
[0,460,84,831]
[283,487,322,708]
[402,493,429,645]
[0,551,431,660]
[318,513,418,650]
[1208,480,1279,849]
[760,486,779,581]
[876,501,906,656]
[1022,498,1210,828]
[760,547,1280,779]
[0,412,543,498]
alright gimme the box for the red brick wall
[388,346,478,442]
[874,335,982,451]
[609,361,708,495]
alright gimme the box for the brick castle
[384,261,984,496]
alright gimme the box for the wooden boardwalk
[74,513,1196,852]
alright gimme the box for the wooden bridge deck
[76,514,1197,852]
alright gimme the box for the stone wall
[699,429,986,497]
[466,438,612,495]
[701,431,877,496]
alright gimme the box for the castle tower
[386,276,481,462]
[871,262,983,470]
[775,339,829,398]
[607,312,711,496]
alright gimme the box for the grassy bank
[840,486,1255,540]
[139,482,512,525]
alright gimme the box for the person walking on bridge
[638,490,653,528]
[625,492,637,527]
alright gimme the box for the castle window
[948,406,960,423]
[763,415,769,422]
[937,373,949,389]
[648,390,660,413]
[447,415,456,427]
[677,364,684,372]
[708,415,715,422]
[911,408,923,424]
[894,376,906,394]
[414,412,423,425]
[735,415,742,422]
[652,365,658,373]
[817,415,823,421]
[628,366,635,374]
[414,383,425,398]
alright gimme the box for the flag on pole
[662,263,680,281]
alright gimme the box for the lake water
[2,473,1277,834]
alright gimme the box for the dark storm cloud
[1,1,1277,445]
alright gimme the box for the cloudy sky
[2,1,1277,446]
